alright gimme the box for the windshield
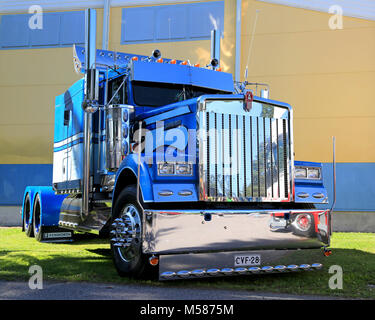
[132,80,227,107]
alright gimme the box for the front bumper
[158,248,325,280]
[142,208,331,255]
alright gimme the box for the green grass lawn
[0,227,374,299]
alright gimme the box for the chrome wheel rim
[115,204,142,263]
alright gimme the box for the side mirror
[83,68,99,113]
[64,109,70,126]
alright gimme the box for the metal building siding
[0,11,85,49]
[121,1,224,44]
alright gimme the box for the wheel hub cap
[110,205,141,262]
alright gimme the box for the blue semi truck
[21,9,333,280]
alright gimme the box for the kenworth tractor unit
[21,9,334,280]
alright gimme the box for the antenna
[245,9,260,82]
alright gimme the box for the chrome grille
[198,98,291,202]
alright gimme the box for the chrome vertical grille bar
[264,117,272,199]
[283,119,290,199]
[251,116,259,198]
[216,113,224,198]
[199,111,208,200]
[237,115,245,199]
[258,117,266,198]
[208,112,217,198]
[278,119,286,199]
[230,115,238,197]
[271,118,279,199]
[245,116,252,198]
[223,114,231,198]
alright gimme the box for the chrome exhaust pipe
[81,8,98,221]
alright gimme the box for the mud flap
[40,226,73,242]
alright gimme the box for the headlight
[295,167,307,179]
[308,168,320,179]
[295,166,321,180]
[158,162,175,175]
[176,163,193,175]
[157,162,193,176]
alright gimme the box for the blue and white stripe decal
[54,132,84,148]
[53,132,99,152]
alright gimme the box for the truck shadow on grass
[0,247,374,299]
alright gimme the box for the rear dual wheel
[22,193,43,241]
[32,194,43,242]
[23,193,34,237]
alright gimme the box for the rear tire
[23,193,34,237]
[110,185,157,279]
[33,194,43,242]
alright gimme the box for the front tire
[110,185,157,279]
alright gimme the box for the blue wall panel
[121,1,224,44]
[0,15,30,47]
[156,6,187,40]
[0,164,52,205]
[29,13,60,47]
[188,2,223,39]
[0,11,84,49]
[122,7,155,42]
[316,163,375,212]
[60,11,85,45]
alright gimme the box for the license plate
[234,254,261,266]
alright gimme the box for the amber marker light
[181,61,188,65]
[170,59,176,64]
[149,256,159,266]
[131,56,138,61]
[324,250,332,257]
[156,58,163,63]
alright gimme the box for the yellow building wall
[0,10,103,164]
[241,0,375,163]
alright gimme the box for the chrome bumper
[158,248,325,280]
[142,208,330,255]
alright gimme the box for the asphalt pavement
[0,280,345,300]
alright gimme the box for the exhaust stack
[210,29,220,70]
[81,9,99,219]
